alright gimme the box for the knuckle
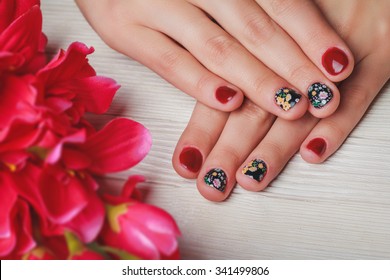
[238,100,274,125]
[243,13,276,46]
[321,118,346,141]
[195,74,215,94]
[269,0,298,16]
[187,122,214,145]
[217,145,242,166]
[343,84,371,113]
[261,140,285,163]
[204,34,238,65]
[287,63,312,86]
[376,17,390,52]
[251,74,271,94]
[157,49,183,74]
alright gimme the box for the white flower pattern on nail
[204,168,227,192]
[308,83,333,109]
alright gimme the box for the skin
[76,0,354,119]
[172,0,390,201]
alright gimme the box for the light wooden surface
[41,1,390,259]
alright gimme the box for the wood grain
[41,1,390,259]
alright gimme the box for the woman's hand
[76,0,353,119]
[172,0,390,201]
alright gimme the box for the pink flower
[12,118,151,244]
[213,178,221,188]
[36,42,119,122]
[0,1,46,74]
[0,74,39,131]
[0,0,180,260]
[99,177,181,260]
[0,193,35,257]
[0,0,40,30]
[319,91,329,99]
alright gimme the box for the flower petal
[11,199,36,255]
[82,118,152,174]
[0,6,42,72]
[0,75,38,130]
[37,42,95,86]
[65,192,105,243]
[123,202,181,257]
[0,225,16,257]
[101,201,180,260]
[121,175,145,200]
[0,174,17,238]
[39,166,89,224]
[45,128,86,164]
[68,76,119,114]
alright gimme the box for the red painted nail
[216,86,237,104]
[179,147,203,173]
[307,138,327,156]
[322,47,349,76]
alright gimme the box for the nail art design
[242,159,267,182]
[275,88,301,111]
[204,168,227,192]
[308,83,333,109]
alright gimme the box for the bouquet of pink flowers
[0,0,180,260]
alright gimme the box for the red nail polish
[322,47,349,76]
[179,147,203,173]
[216,86,237,104]
[307,138,327,156]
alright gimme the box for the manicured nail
[179,147,203,173]
[322,47,349,76]
[308,83,333,109]
[275,88,301,111]
[242,159,267,182]
[215,86,237,104]
[204,168,227,192]
[307,138,327,156]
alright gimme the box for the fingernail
[242,159,267,182]
[204,168,227,192]
[275,87,301,111]
[216,86,237,104]
[308,83,333,109]
[307,138,327,156]
[322,47,349,76]
[179,147,203,173]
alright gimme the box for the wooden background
[41,1,390,259]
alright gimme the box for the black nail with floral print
[308,83,333,109]
[242,159,267,182]
[275,87,301,111]
[204,168,227,192]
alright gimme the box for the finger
[236,113,318,192]
[258,0,354,81]
[188,0,341,117]
[103,24,244,112]
[197,100,276,201]
[300,53,390,163]
[143,1,312,119]
[172,102,229,179]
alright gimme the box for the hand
[76,0,353,119]
[172,0,390,201]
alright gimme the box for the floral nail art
[308,83,333,109]
[242,159,267,182]
[204,168,227,192]
[275,88,301,111]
